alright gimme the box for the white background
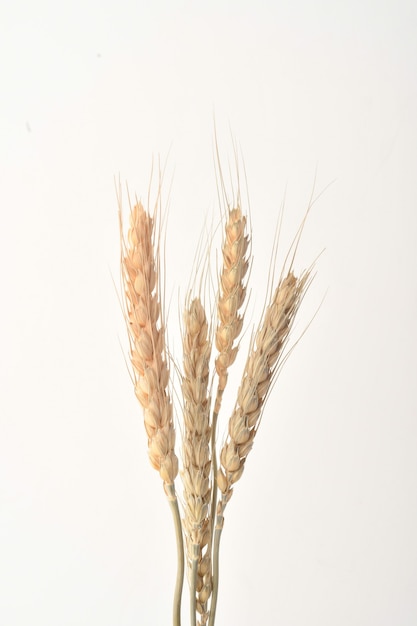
[1,1,416,625]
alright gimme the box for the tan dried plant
[209,269,311,624]
[121,201,178,485]
[214,206,250,414]
[119,195,184,626]
[181,297,212,626]
[218,270,310,502]
[119,157,316,626]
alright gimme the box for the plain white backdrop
[1,1,416,625]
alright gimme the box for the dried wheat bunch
[119,164,316,626]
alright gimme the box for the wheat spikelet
[217,270,310,503]
[181,297,212,626]
[121,201,178,486]
[214,206,250,414]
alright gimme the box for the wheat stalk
[209,269,311,626]
[181,297,212,626]
[119,198,184,626]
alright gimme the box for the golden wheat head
[121,201,178,486]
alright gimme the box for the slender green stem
[208,503,225,626]
[166,484,185,626]
[190,544,199,626]
[210,410,219,543]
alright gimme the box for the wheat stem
[166,484,185,626]
[208,500,225,626]
[209,410,219,547]
[189,544,199,626]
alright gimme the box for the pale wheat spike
[210,205,250,550]
[121,201,178,486]
[217,270,310,502]
[214,206,250,414]
[181,297,212,626]
[209,269,311,626]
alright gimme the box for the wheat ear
[210,206,250,542]
[214,206,250,410]
[209,269,311,626]
[181,297,212,626]
[120,200,184,626]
